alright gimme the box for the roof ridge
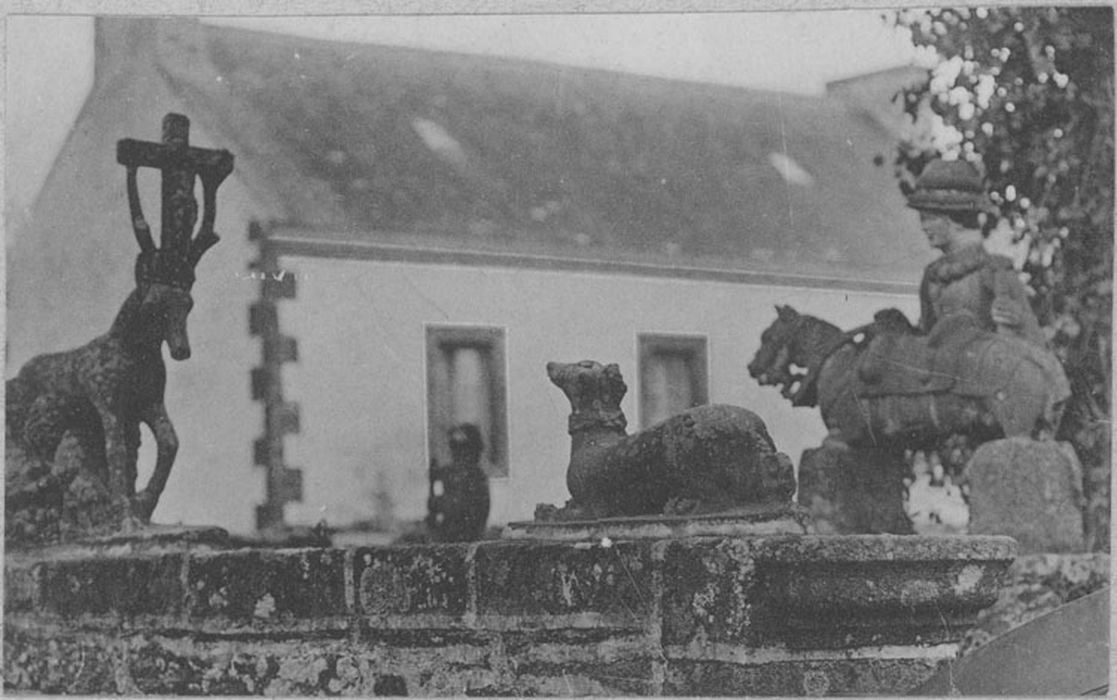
[197,20,837,105]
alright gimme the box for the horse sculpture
[545,360,795,519]
[748,305,1068,449]
[6,114,232,535]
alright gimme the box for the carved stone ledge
[4,534,1016,696]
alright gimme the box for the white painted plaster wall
[275,258,920,529]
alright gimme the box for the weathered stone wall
[4,535,1015,696]
[960,551,1110,654]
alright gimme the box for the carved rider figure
[859,158,1069,430]
[907,159,1043,347]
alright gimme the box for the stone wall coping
[7,534,1017,622]
[4,533,1019,696]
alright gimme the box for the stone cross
[116,113,234,262]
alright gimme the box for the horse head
[749,305,804,394]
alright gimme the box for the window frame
[425,325,509,478]
[636,333,710,429]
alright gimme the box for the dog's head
[546,360,628,413]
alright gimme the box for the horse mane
[799,313,846,355]
[789,313,849,408]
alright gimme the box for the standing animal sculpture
[5,114,233,535]
[546,360,795,519]
[748,305,1067,449]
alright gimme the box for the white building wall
[276,257,920,529]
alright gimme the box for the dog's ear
[776,304,796,320]
[603,363,627,402]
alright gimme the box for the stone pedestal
[963,437,1085,553]
[798,444,913,534]
[4,534,1014,696]
[5,431,118,546]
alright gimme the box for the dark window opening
[638,334,708,428]
[426,326,508,477]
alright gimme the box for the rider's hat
[906,158,995,214]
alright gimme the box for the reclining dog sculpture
[6,114,232,536]
[546,360,795,519]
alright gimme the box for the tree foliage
[891,6,1112,550]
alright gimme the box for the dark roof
[154,21,931,281]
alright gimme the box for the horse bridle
[783,318,871,407]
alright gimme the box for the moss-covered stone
[186,548,347,629]
[4,626,121,694]
[961,552,1110,654]
[473,540,654,624]
[660,538,757,646]
[5,535,1021,696]
[664,657,944,696]
[38,554,184,619]
[354,544,470,618]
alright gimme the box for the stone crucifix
[116,113,234,276]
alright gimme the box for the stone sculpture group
[5,114,233,543]
[3,114,1084,559]
[749,159,1082,546]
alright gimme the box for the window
[426,326,508,477]
[637,334,709,428]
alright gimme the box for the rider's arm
[988,262,1046,346]
[917,272,936,334]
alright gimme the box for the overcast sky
[5,11,921,217]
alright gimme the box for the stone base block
[798,444,913,535]
[964,437,1085,553]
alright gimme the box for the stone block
[4,627,121,694]
[664,657,944,696]
[964,437,1085,553]
[185,548,347,627]
[4,561,41,612]
[797,445,912,534]
[472,540,654,625]
[752,561,991,648]
[659,538,758,646]
[124,637,358,696]
[748,535,1013,648]
[500,630,660,695]
[510,657,659,696]
[126,638,216,694]
[354,544,470,619]
[38,554,184,618]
